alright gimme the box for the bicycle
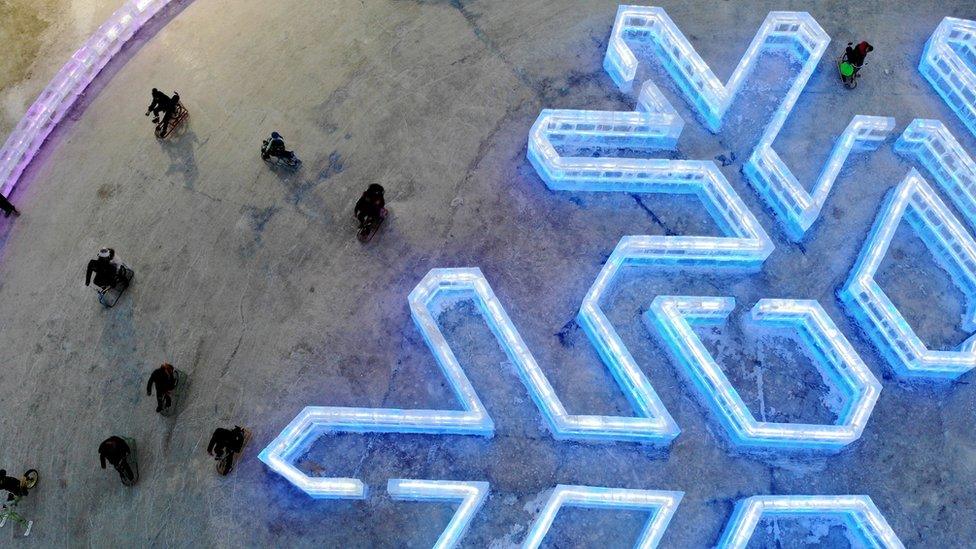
[154,98,189,139]
[96,264,134,308]
[0,469,39,537]
[214,427,251,476]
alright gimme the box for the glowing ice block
[895,119,976,229]
[745,115,895,241]
[647,296,881,449]
[603,6,828,133]
[387,479,488,549]
[261,268,682,498]
[522,485,682,548]
[0,0,176,197]
[840,169,976,379]
[919,17,976,139]
[716,495,904,548]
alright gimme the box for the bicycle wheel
[22,470,38,490]
[216,455,233,476]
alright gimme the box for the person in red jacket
[845,41,873,68]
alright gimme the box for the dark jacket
[99,436,130,468]
[146,366,176,395]
[85,257,118,287]
[208,427,245,457]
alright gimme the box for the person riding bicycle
[355,184,387,229]
[207,426,245,458]
[207,426,246,474]
[0,470,27,502]
[146,88,173,123]
[844,41,873,70]
[98,436,132,480]
[261,131,293,161]
[146,363,177,413]
[85,248,124,290]
[146,88,181,130]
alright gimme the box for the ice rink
[1,0,975,546]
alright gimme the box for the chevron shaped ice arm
[603,6,829,133]
[387,479,489,549]
[895,119,976,228]
[522,485,683,549]
[920,17,976,139]
[646,296,881,449]
[840,170,976,379]
[527,80,685,191]
[745,115,895,241]
[0,0,176,196]
[261,267,687,499]
[716,495,904,548]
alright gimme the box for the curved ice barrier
[920,17,976,139]
[522,485,682,549]
[647,296,881,450]
[387,479,488,549]
[841,169,976,379]
[716,495,904,548]
[0,0,176,197]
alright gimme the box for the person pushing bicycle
[98,436,134,484]
[146,363,177,413]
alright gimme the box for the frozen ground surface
[1,0,975,547]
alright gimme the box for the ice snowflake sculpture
[387,479,489,549]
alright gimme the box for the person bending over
[207,426,245,459]
[85,248,122,290]
[844,41,873,68]
[355,184,386,228]
[146,363,177,413]
[98,436,132,478]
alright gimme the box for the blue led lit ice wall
[648,297,881,450]
[920,17,976,139]
[716,495,904,548]
[522,485,682,548]
[252,4,976,545]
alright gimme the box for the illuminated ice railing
[840,169,976,379]
[522,485,683,548]
[603,6,828,133]
[716,495,904,548]
[919,17,976,139]
[895,118,976,228]
[387,479,488,549]
[839,169,976,378]
[261,267,686,498]
[745,115,895,241]
[0,0,176,197]
[647,296,881,450]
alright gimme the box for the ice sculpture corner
[920,17,976,139]
[716,495,904,548]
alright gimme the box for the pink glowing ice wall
[0,0,175,197]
